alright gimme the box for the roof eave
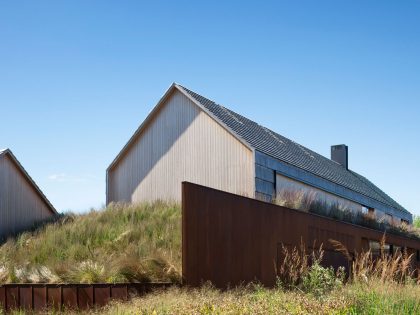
[174,84,254,151]
[107,83,255,173]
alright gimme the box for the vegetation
[0,202,181,284]
[1,202,420,314]
[87,237,419,314]
[275,189,420,240]
[414,215,420,229]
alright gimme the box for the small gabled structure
[0,149,57,238]
[107,83,412,224]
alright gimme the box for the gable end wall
[0,154,54,238]
[107,90,255,203]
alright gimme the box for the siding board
[107,90,254,203]
[256,151,411,221]
[0,154,54,238]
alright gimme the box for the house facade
[107,83,412,224]
[0,149,57,238]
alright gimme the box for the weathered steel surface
[182,182,420,288]
[0,283,171,312]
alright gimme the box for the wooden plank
[0,154,55,239]
[107,89,254,204]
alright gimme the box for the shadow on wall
[0,214,62,245]
[108,90,199,203]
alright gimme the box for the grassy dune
[0,202,181,284]
[1,203,420,314]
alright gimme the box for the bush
[277,241,345,298]
[302,263,344,298]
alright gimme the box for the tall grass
[0,202,182,284]
[83,239,420,314]
[330,235,417,285]
[275,189,420,240]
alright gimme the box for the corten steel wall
[0,283,170,312]
[182,182,420,288]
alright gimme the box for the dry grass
[0,202,181,284]
[331,235,417,285]
[82,239,420,315]
[1,203,420,314]
[275,189,420,240]
[86,284,352,315]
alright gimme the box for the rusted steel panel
[0,286,5,311]
[19,285,32,310]
[78,285,94,309]
[0,287,6,310]
[182,182,420,288]
[6,286,19,311]
[33,285,47,312]
[47,286,61,310]
[111,284,127,300]
[93,284,111,307]
[0,283,170,312]
[62,285,78,309]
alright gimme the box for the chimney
[331,144,348,169]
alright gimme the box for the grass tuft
[0,201,181,284]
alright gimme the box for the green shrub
[302,263,344,298]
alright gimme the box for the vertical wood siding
[0,155,54,238]
[107,90,254,203]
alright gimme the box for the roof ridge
[179,84,409,215]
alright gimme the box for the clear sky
[0,1,419,215]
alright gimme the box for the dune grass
[0,202,182,284]
[1,203,420,314]
[83,237,420,315]
[85,281,420,315]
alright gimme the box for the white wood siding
[276,173,362,213]
[0,155,54,237]
[108,89,254,203]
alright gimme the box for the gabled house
[0,149,57,238]
[107,83,412,224]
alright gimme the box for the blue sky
[0,1,419,215]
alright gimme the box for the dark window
[362,206,375,216]
[369,240,391,256]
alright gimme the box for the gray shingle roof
[177,84,408,214]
